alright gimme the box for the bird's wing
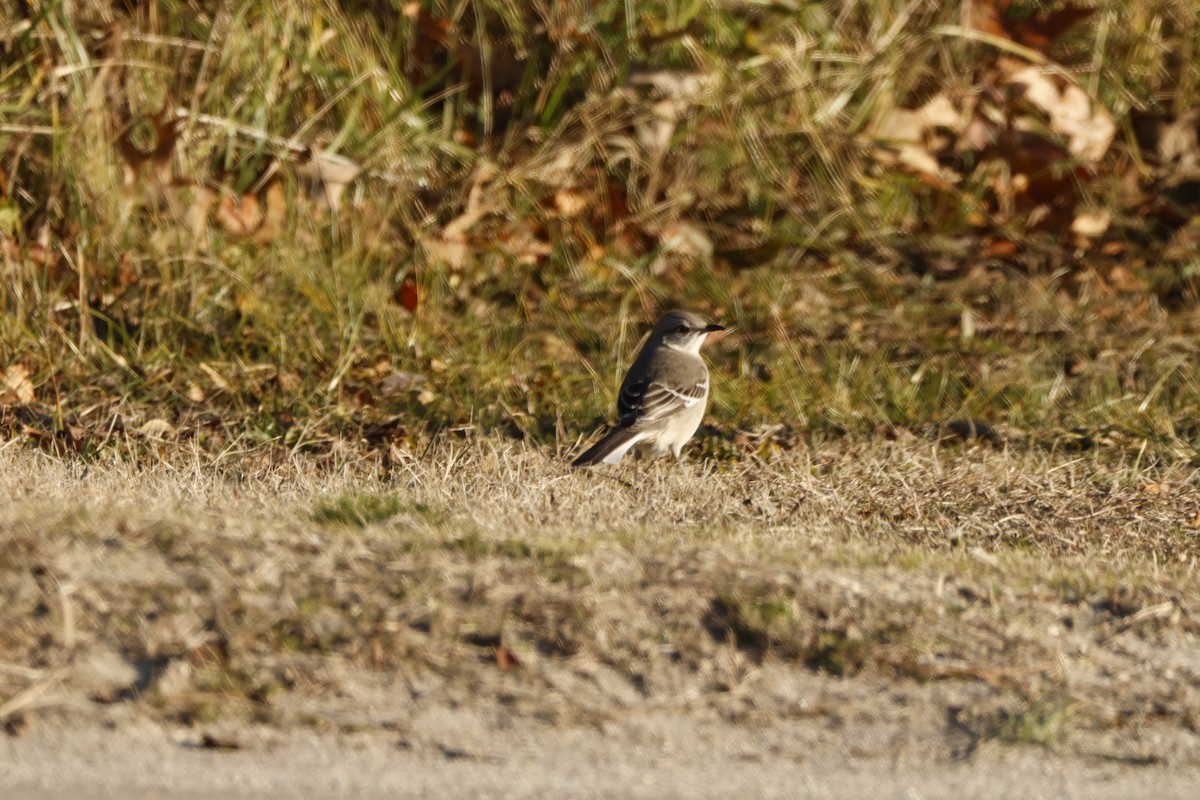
[618,370,708,430]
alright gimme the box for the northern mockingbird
[572,310,725,467]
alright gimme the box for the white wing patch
[621,378,708,428]
[600,432,646,464]
[659,381,707,407]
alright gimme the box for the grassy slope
[1,1,1200,463]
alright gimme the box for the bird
[572,309,725,467]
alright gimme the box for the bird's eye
[675,324,688,334]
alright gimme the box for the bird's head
[651,310,725,354]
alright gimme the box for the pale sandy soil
[5,710,1200,799]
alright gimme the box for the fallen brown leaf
[980,239,1018,258]
[551,188,589,218]
[1008,4,1095,53]
[136,418,176,438]
[298,149,361,214]
[215,193,263,237]
[1108,265,1145,293]
[186,185,217,240]
[868,93,965,180]
[963,0,1096,54]
[254,181,288,244]
[0,364,34,405]
[380,372,427,397]
[394,272,419,313]
[1007,64,1114,163]
[1071,210,1111,238]
[116,105,181,210]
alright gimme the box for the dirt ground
[1,438,1198,797]
[5,707,1200,799]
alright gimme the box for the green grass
[3,1,1200,465]
[991,695,1075,748]
[312,492,403,526]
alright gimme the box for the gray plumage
[572,310,724,467]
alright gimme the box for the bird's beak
[704,323,726,333]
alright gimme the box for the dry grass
[1,435,1197,763]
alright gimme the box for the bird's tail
[571,428,643,467]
